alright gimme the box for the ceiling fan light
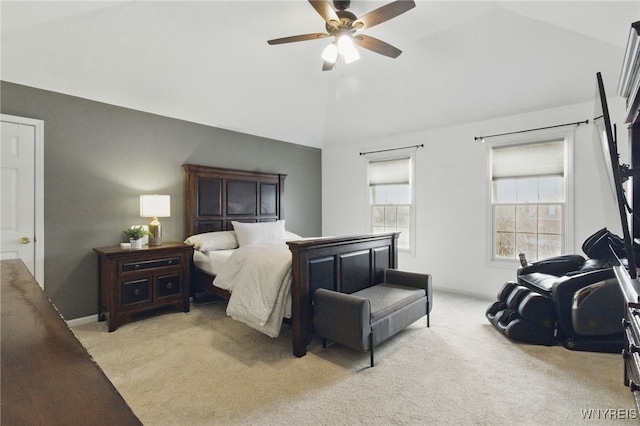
[322,43,338,63]
[337,35,359,64]
[342,44,360,64]
[337,35,354,54]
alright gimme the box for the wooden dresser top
[1,259,142,425]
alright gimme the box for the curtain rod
[474,119,589,143]
[359,144,424,156]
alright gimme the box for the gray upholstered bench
[313,269,432,367]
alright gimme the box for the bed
[183,163,399,357]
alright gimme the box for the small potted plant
[123,226,149,249]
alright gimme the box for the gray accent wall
[1,81,322,320]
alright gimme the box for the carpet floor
[72,290,638,425]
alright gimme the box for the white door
[1,115,44,287]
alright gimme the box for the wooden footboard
[287,232,399,357]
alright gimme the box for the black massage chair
[486,228,626,353]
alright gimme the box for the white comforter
[212,240,292,337]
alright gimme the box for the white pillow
[184,231,239,252]
[232,220,286,247]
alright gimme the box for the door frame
[1,114,45,287]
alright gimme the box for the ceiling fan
[267,0,416,71]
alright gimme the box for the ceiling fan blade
[268,33,330,45]
[353,34,402,58]
[322,60,336,71]
[308,0,340,28]
[352,0,416,31]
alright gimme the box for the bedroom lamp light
[140,194,170,246]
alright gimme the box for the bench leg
[369,333,374,367]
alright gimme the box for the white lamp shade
[140,195,171,218]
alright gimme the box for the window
[368,156,413,251]
[490,138,570,262]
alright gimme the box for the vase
[130,238,143,249]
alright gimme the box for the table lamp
[140,195,170,246]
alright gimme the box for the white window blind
[369,157,411,186]
[492,140,564,179]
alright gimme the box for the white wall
[322,97,629,300]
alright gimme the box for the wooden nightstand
[94,242,193,331]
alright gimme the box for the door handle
[20,237,31,244]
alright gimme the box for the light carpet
[72,290,638,425]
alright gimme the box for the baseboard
[66,314,98,328]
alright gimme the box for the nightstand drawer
[121,256,181,272]
[158,274,181,298]
[121,278,151,306]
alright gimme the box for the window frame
[486,128,575,266]
[366,152,416,255]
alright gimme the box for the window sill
[489,258,521,270]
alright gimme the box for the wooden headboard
[183,164,286,237]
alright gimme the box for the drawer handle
[133,289,140,296]
[166,282,173,289]
[134,264,140,269]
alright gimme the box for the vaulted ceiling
[2,1,638,148]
